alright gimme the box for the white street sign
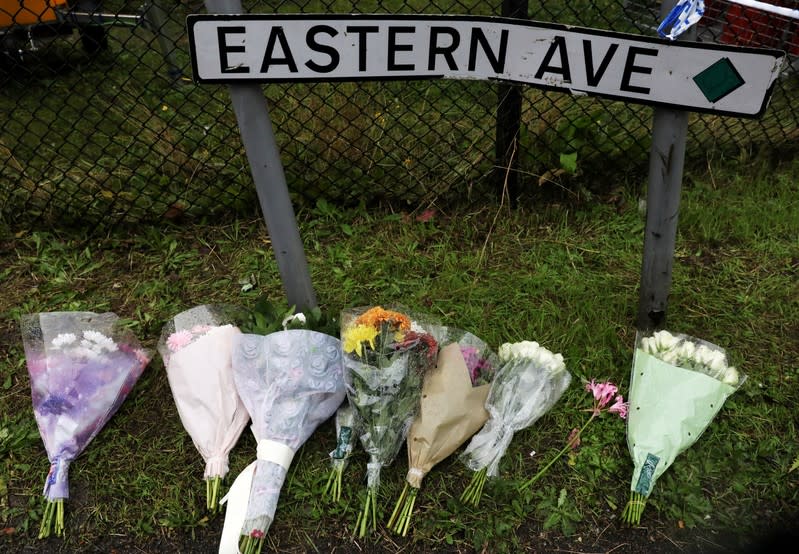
[187,14,785,117]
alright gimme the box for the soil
[4,514,797,554]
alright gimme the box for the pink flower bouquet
[20,311,150,538]
[157,304,251,511]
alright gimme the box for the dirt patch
[4,514,797,554]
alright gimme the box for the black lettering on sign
[217,26,248,73]
[388,26,415,71]
[346,26,379,72]
[535,35,571,83]
[429,26,459,71]
[306,25,339,73]
[260,27,298,73]
[583,40,619,87]
[620,46,658,94]
[468,28,508,72]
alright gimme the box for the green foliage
[536,487,583,536]
[240,295,339,337]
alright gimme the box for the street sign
[187,14,785,117]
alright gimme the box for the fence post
[203,0,317,312]
[495,0,528,204]
[636,0,697,332]
[143,1,184,80]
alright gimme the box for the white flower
[639,336,654,354]
[652,330,679,352]
[678,341,696,359]
[706,352,727,374]
[281,312,307,330]
[660,350,679,365]
[722,367,740,386]
[499,340,539,361]
[51,333,77,348]
[499,341,565,372]
[82,330,118,353]
[694,344,714,366]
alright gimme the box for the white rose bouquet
[621,330,746,525]
[459,340,572,506]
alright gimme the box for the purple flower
[38,395,73,416]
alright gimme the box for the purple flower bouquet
[20,311,151,538]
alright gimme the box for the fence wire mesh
[1,1,797,231]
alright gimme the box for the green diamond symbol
[693,57,745,103]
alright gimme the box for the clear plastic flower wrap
[157,304,251,511]
[340,306,438,537]
[20,311,151,538]
[459,340,572,506]
[219,330,346,554]
[323,402,363,502]
[621,330,746,525]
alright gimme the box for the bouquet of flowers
[220,329,346,554]
[157,304,251,511]
[460,340,572,505]
[340,306,438,537]
[621,330,745,525]
[20,311,150,538]
[388,328,498,535]
[323,402,363,502]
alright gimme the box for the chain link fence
[1,1,797,231]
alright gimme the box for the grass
[1,151,797,552]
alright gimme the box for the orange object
[0,1,69,28]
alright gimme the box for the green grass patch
[1,154,797,551]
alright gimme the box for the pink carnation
[167,330,193,352]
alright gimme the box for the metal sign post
[636,0,696,332]
[203,0,317,312]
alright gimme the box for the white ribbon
[728,0,799,19]
[218,440,295,554]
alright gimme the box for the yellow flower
[343,324,378,358]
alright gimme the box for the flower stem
[207,476,222,512]
[323,466,344,502]
[387,482,408,529]
[354,486,378,537]
[388,483,418,536]
[239,535,264,554]
[460,467,487,507]
[518,414,595,492]
[621,491,647,525]
[55,499,64,536]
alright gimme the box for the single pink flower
[585,380,618,409]
[167,330,193,352]
[608,395,628,419]
[250,529,265,539]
